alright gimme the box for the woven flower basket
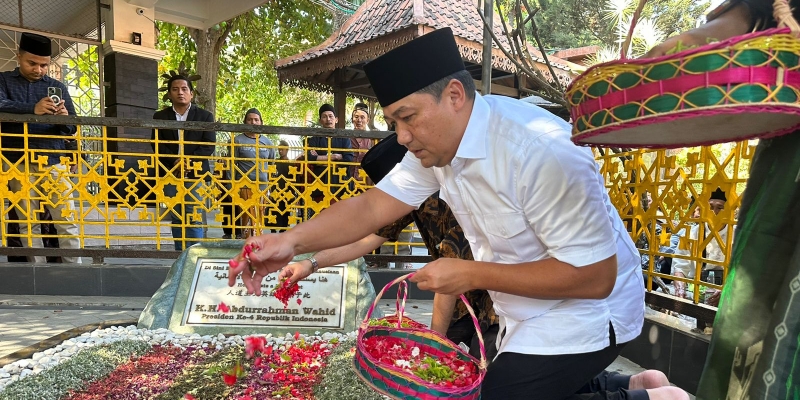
[353,273,487,400]
[567,0,800,148]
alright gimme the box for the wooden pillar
[481,0,493,96]
[333,69,347,129]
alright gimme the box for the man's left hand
[707,290,721,307]
[409,258,473,295]
[55,102,68,115]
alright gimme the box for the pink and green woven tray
[567,0,800,148]
[353,273,487,400]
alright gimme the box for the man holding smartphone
[0,32,81,264]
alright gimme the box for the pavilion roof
[275,0,575,95]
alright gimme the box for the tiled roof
[552,46,601,60]
[275,0,570,72]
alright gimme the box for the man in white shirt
[229,28,685,400]
[672,187,730,306]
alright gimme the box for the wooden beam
[333,69,347,129]
[341,77,371,90]
[474,79,519,98]
[0,112,392,139]
[492,72,513,81]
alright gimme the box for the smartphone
[47,87,62,104]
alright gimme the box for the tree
[155,0,332,125]
[533,0,610,49]
[532,0,709,51]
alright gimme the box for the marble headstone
[138,241,381,335]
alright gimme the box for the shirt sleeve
[0,75,36,114]
[337,138,354,162]
[671,225,698,278]
[305,137,319,161]
[517,139,617,267]
[59,83,77,135]
[375,152,439,208]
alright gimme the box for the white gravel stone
[19,369,31,378]
[2,364,20,374]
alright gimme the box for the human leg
[6,161,45,263]
[46,164,81,263]
[221,194,234,238]
[569,386,688,400]
[163,183,185,251]
[181,180,205,248]
[470,323,499,362]
[481,344,621,400]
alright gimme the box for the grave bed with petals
[0,326,388,400]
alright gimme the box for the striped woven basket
[567,0,800,148]
[353,273,487,400]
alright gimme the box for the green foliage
[65,46,100,117]
[0,340,152,400]
[156,0,332,126]
[533,0,610,49]
[159,61,201,102]
[314,339,385,400]
[412,356,456,383]
[531,0,709,51]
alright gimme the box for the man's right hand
[34,97,58,115]
[278,259,314,285]
[228,233,298,295]
[644,3,751,58]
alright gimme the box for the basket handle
[361,272,412,327]
[620,0,647,59]
[395,279,409,328]
[360,272,488,370]
[774,0,800,36]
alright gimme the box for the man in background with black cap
[0,32,81,263]
[304,104,353,216]
[230,28,683,400]
[672,187,731,306]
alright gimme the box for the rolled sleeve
[376,152,439,208]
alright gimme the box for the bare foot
[629,370,670,389]
[646,386,690,400]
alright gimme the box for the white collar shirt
[672,223,731,278]
[377,94,644,356]
[173,105,191,155]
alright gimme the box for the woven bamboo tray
[353,273,487,400]
[567,0,800,148]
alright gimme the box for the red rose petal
[222,373,237,386]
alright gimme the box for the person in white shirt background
[671,187,730,306]
[227,28,686,400]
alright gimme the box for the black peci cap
[361,133,408,184]
[364,28,465,107]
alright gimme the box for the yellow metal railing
[0,118,418,256]
[595,143,752,305]
[0,116,753,307]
